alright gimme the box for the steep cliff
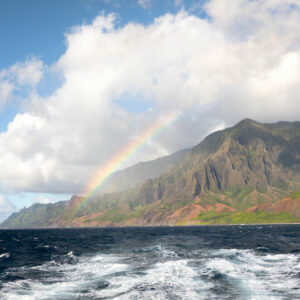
[2,119,299,228]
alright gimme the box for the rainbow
[75,111,179,212]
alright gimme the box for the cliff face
[114,119,300,223]
[101,148,189,193]
[1,119,300,228]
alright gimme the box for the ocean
[0,225,299,299]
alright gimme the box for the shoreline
[0,222,299,230]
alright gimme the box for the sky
[0,0,300,222]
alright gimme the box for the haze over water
[0,225,299,299]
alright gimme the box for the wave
[200,249,300,299]
[0,245,299,299]
[0,253,10,259]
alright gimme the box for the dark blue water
[0,225,299,299]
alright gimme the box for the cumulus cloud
[0,57,44,111]
[0,80,14,110]
[1,57,44,87]
[11,57,44,87]
[0,0,300,197]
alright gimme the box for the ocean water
[0,225,299,300]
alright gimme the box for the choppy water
[0,225,299,299]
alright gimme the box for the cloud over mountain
[0,0,299,198]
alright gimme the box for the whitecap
[0,246,299,300]
[0,252,10,259]
[36,245,50,249]
[200,249,300,299]
[0,252,130,300]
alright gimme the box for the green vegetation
[92,209,129,223]
[223,186,256,208]
[158,199,191,212]
[290,191,300,199]
[88,205,147,224]
[0,202,65,229]
[194,211,299,225]
[1,119,299,229]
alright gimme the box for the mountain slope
[0,149,188,228]
[1,119,300,228]
[101,148,189,193]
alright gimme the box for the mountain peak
[234,118,260,128]
[191,119,262,156]
[1,119,299,228]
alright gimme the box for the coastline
[0,222,299,230]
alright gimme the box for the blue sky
[0,0,206,68]
[0,0,208,217]
[0,0,299,221]
[0,0,206,131]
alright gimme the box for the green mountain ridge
[100,148,189,193]
[1,119,300,228]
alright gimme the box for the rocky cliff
[1,119,300,228]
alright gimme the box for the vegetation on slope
[192,211,299,225]
[1,119,300,228]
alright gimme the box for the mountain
[100,148,189,193]
[1,119,300,228]
[0,149,188,229]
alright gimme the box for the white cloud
[0,1,300,197]
[10,57,44,87]
[0,80,14,110]
[0,57,44,111]
[33,195,54,204]
[1,57,44,87]
[138,0,150,9]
